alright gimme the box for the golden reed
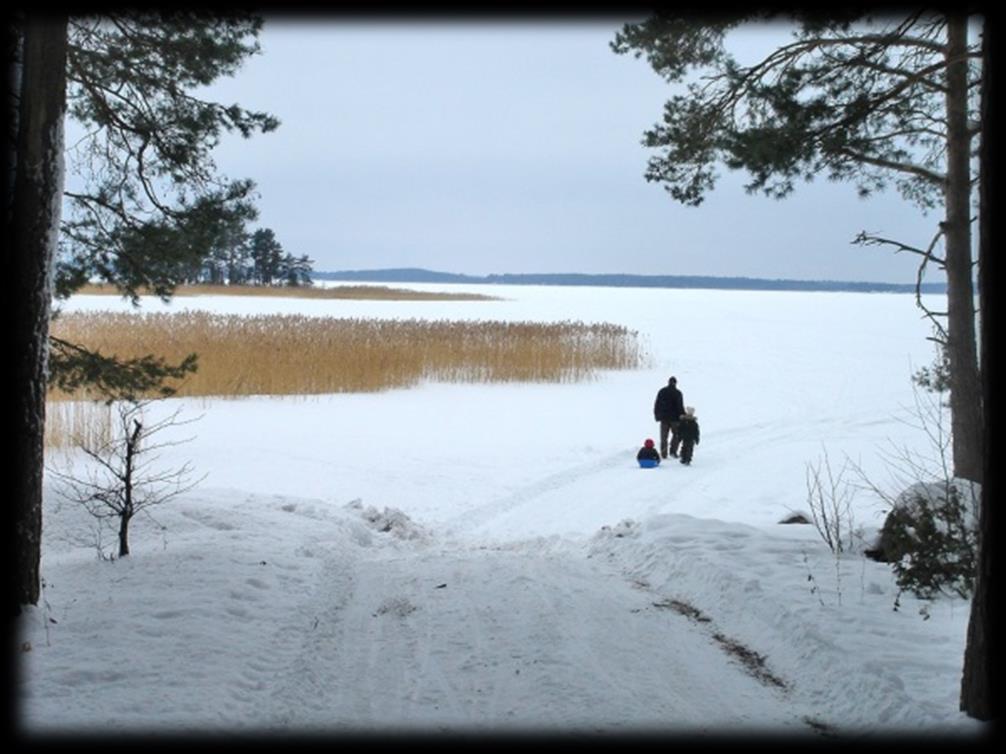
[46,311,646,447]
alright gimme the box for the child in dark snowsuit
[677,407,700,465]
[637,438,661,467]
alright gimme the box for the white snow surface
[19,283,988,740]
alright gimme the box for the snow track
[243,528,813,735]
[445,449,631,534]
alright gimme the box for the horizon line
[314,266,948,290]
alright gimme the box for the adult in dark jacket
[653,376,685,459]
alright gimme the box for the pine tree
[53,12,279,393]
[959,18,993,722]
[197,211,251,285]
[281,252,315,287]
[9,13,69,610]
[11,11,276,610]
[612,11,984,483]
[248,226,285,285]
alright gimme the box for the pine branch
[836,147,946,185]
[49,336,198,401]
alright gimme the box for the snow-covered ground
[18,283,988,739]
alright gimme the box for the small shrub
[49,399,204,558]
[880,480,979,600]
[804,449,860,554]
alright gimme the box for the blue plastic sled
[638,458,659,468]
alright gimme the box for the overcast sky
[198,17,942,283]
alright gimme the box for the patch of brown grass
[653,596,789,692]
[72,283,499,301]
[653,598,712,622]
[712,632,789,690]
[48,311,646,401]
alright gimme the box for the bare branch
[852,229,946,264]
[853,227,950,343]
[49,399,204,558]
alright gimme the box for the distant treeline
[193,228,314,288]
[314,268,947,294]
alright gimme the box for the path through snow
[244,530,814,735]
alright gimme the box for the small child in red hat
[637,438,661,467]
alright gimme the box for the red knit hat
[644,438,655,448]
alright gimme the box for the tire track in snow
[446,449,632,534]
[249,536,813,734]
[240,537,360,729]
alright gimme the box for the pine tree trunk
[944,16,983,484]
[959,17,993,722]
[10,15,68,611]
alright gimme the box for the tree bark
[118,516,131,559]
[960,16,993,722]
[10,15,68,610]
[118,419,142,557]
[943,15,984,484]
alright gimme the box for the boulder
[778,512,811,525]
[865,479,979,563]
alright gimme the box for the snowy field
[18,282,988,740]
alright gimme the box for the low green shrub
[876,480,980,601]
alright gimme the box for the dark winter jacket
[637,445,661,463]
[677,415,700,445]
[654,383,684,421]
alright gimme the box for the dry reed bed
[49,311,645,401]
[73,283,499,301]
[46,400,113,450]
